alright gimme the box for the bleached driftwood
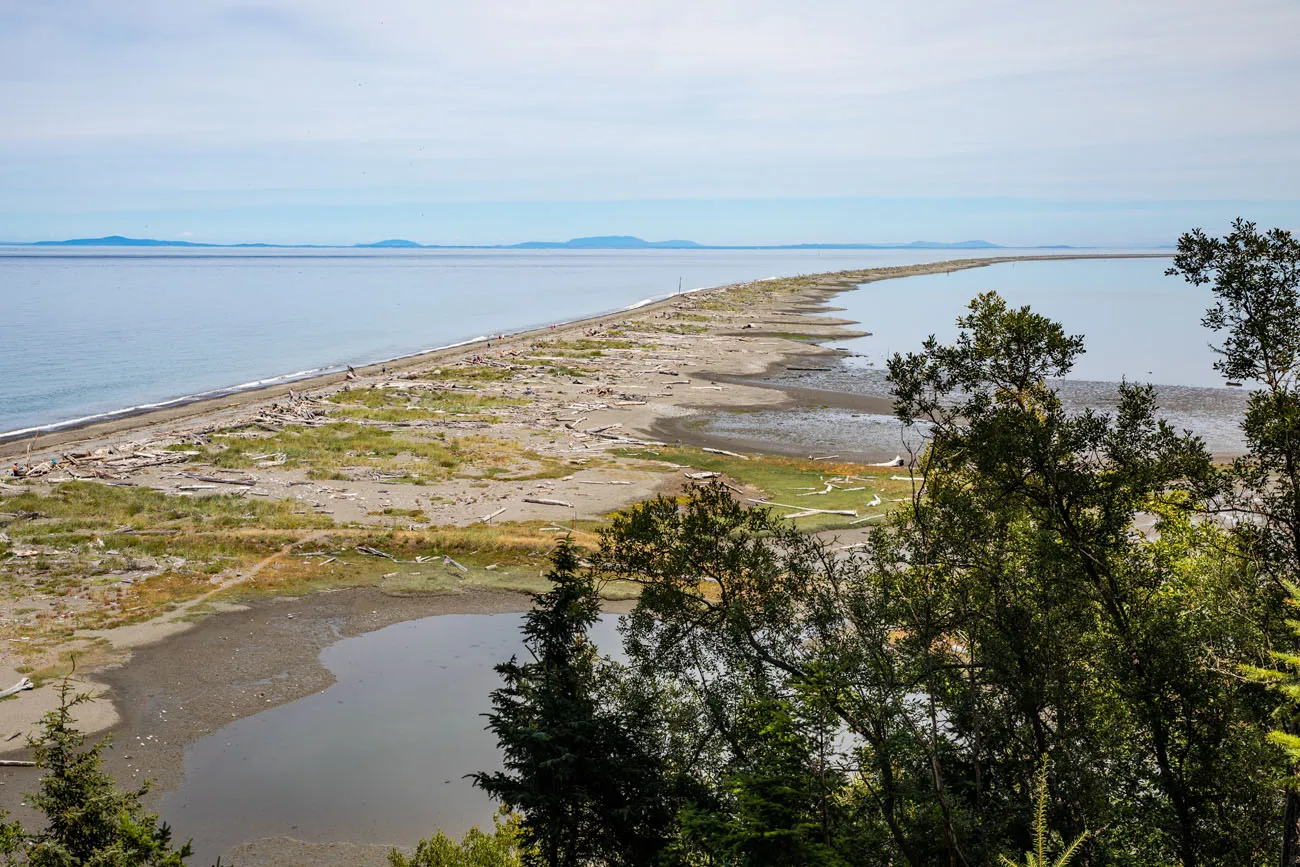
[746,498,856,517]
[179,473,255,487]
[703,448,748,460]
[523,497,574,508]
[0,677,34,699]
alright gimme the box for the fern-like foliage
[998,759,1088,867]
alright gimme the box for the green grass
[423,365,517,383]
[530,337,638,358]
[0,481,335,640]
[0,482,633,648]
[327,384,520,415]
[0,480,325,535]
[626,321,708,335]
[196,422,529,482]
[616,447,911,531]
[757,331,824,343]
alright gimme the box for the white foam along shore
[0,284,720,444]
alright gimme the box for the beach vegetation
[531,337,637,358]
[211,522,639,602]
[616,446,912,530]
[327,385,523,419]
[423,365,517,384]
[196,422,553,482]
[623,320,708,335]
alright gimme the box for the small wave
[2,281,731,442]
[0,367,336,442]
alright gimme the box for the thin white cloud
[0,0,1297,207]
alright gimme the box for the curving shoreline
[0,252,1163,462]
[0,252,1172,863]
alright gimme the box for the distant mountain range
[18,234,1048,251]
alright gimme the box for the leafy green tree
[0,680,193,867]
[709,695,849,867]
[474,538,676,867]
[389,812,523,867]
[600,293,1283,866]
[1170,218,1300,867]
[888,292,1278,866]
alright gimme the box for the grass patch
[423,365,516,384]
[328,385,522,416]
[0,480,326,535]
[195,422,543,482]
[616,447,913,531]
[529,337,639,358]
[217,522,638,601]
[0,481,338,641]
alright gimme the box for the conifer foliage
[0,680,193,867]
[473,538,674,867]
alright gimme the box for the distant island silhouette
[19,234,1039,251]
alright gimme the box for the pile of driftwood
[253,401,329,430]
[13,446,195,481]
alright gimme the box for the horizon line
[0,233,1176,251]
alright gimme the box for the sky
[2,0,1299,246]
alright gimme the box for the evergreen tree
[473,538,674,867]
[0,680,193,867]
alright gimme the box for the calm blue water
[703,256,1253,459]
[835,256,1212,387]
[0,247,1047,437]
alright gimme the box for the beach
[0,252,1173,861]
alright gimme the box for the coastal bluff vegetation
[3,222,1300,866]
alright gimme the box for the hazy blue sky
[3,1,1298,245]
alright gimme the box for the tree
[1169,218,1300,867]
[0,679,194,867]
[473,538,675,867]
[599,293,1283,866]
[388,812,523,867]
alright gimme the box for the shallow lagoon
[159,613,622,864]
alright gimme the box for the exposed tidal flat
[0,250,1240,864]
[158,613,625,866]
[692,256,1248,460]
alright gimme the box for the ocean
[0,248,1220,443]
[2,246,1047,438]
